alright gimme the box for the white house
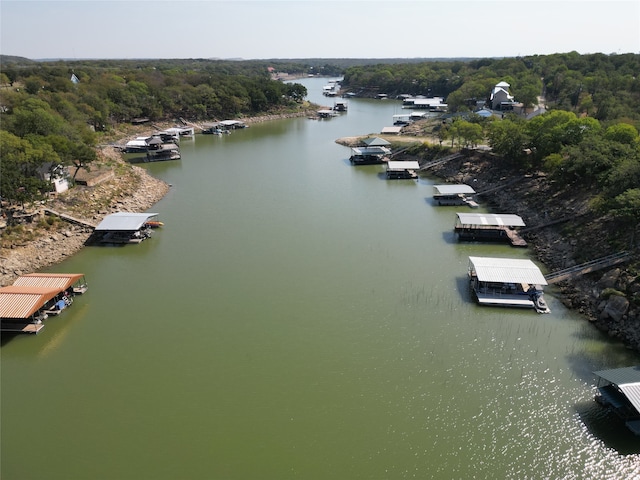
[490,81,516,110]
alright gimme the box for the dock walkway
[418,152,464,171]
[545,251,632,284]
[44,209,97,230]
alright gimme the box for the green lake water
[2,77,640,479]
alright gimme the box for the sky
[1,0,639,60]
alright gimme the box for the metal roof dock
[93,212,159,244]
[454,213,528,247]
[433,184,478,207]
[467,256,550,313]
[386,161,419,179]
[1,273,88,334]
[594,366,640,435]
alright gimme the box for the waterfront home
[386,161,419,179]
[467,256,550,313]
[454,212,527,247]
[593,366,640,436]
[490,81,517,111]
[433,184,478,207]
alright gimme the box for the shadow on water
[441,230,458,244]
[574,401,640,455]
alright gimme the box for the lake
[2,76,639,479]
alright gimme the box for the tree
[488,119,528,161]
[608,188,640,247]
[0,130,52,207]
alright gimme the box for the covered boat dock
[433,184,478,207]
[467,256,550,313]
[350,146,391,165]
[386,161,419,179]
[92,212,159,244]
[594,366,640,435]
[0,273,87,334]
[454,212,527,247]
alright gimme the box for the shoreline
[4,117,639,352]
[0,110,316,287]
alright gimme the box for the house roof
[468,256,547,285]
[433,184,476,195]
[594,366,640,414]
[0,286,61,318]
[95,213,158,232]
[12,273,85,290]
[456,213,525,227]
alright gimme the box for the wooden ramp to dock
[418,152,464,171]
[43,209,96,230]
[505,229,528,247]
[545,251,632,284]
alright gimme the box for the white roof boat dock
[93,212,159,244]
[402,96,448,111]
[433,184,478,207]
[594,366,640,435]
[159,126,195,139]
[386,161,420,179]
[467,256,550,313]
[317,109,337,118]
[350,146,391,165]
[454,213,527,247]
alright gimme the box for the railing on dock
[43,209,97,230]
[545,251,632,284]
[418,152,464,171]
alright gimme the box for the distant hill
[0,55,36,65]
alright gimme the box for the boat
[145,220,164,228]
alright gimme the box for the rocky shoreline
[0,111,318,287]
[0,147,169,287]
[4,120,639,352]
[421,149,640,351]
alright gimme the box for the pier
[44,209,97,229]
[545,252,632,284]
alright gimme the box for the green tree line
[0,58,310,208]
[342,52,640,243]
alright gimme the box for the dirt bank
[0,146,169,287]
[1,110,317,287]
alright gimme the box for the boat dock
[0,273,88,334]
[454,212,527,247]
[433,184,478,207]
